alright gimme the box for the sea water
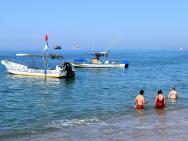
[0,49,188,140]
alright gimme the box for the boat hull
[7,69,66,78]
[71,63,127,68]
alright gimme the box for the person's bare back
[168,88,177,99]
[135,95,144,105]
[134,90,145,109]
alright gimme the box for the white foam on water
[46,117,100,129]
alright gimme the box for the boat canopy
[92,51,109,58]
[74,58,87,63]
[16,54,63,59]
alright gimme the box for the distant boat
[179,48,183,51]
[72,51,129,68]
[1,34,75,78]
[72,46,80,50]
[54,45,62,50]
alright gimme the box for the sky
[0,0,188,51]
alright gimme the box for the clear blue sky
[0,0,188,50]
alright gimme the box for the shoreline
[5,108,188,141]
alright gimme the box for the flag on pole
[45,34,48,42]
[43,33,49,51]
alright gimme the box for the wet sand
[8,108,188,141]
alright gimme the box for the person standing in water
[154,90,165,109]
[134,90,145,109]
[168,87,177,99]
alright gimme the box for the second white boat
[72,51,129,68]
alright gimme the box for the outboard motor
[64,62,75,78]
[123,60,129,68]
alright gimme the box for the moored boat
[1,56,75,78]
[72,51,129,68]
[1,34,75,78]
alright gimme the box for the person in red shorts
[154,90,165,109]
[134,90,145,110]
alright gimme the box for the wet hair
[140,90,144,95]
[172,87,176,90]
[157,90,163,95]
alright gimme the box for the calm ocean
[0,49,188,140]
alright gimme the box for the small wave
[47,117,100,129]
[0,90,13,93]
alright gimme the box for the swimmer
[134,90,145,110]
[168,87,177,99]
[154,90,165,109]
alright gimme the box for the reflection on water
[7,74,77,87]
[135,109,147,124]
[63,77,76,85]
[76,68,112,78]
[155,108,166,119]
[8,74,61,83]
[135,109,145,117]
[169,98,177,103]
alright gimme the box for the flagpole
[43,34,49,76]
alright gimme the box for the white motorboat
[1,55,75,78]
[72,51,129,68]
[1,34,75,78]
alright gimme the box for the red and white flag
[45,34,48,42]
[43,34,49,51]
